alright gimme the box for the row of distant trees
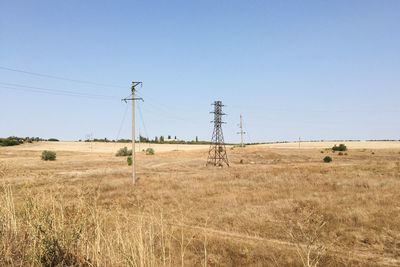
[139,135,207,144]
[0,135,206,146]
[0,136,59,147]
[82,135,210,144]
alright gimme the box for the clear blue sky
[1,1,399,143]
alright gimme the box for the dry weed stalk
[0,183,215,266]
[287,209,328,267]
[0,185,209,266]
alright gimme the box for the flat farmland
[0,141,399,266]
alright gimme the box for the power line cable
[0,86,112,100]
[0,66,126,89]
[135,92,176,112]
[243,122,253,144]
[115,104,130,141]
[139,101,198,124]
[137,102,150,141]
[0,82,117,99]
[135,91,199,121]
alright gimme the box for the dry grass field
[1,141,399,266]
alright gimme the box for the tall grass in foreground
[0,185,204,266]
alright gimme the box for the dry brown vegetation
[0,142,400,266]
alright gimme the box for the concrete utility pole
[122,81,143,184]
[138,130,141,152]
[237,114,246,147]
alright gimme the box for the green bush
[323,156,332,163]
[41,151,56,161]
[332,144,347,152]
[146,148,155,155]
[0,137,23,147]
[116,147,132,157]
[127,156,132,166]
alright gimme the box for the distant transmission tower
[237,114,246,147]
[207,101,229,167]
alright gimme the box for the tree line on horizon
[0,136,59,147]
[2,135,398,148]
[81,135,211,145]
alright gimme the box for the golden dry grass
[262,141,400,150]
[0,141,399,266]
[7,141,209,153]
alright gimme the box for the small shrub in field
[344,153,348,156]
[41,151,56,161]
[146,148,155,155]
[332,144,347,152]
[320,151,324,154]
[323,156,332,163]
[116,147,132,157]
[127,156,132,166]
[338,152,344,156]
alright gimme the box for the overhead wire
[135,91,199,123]
[135,91,178,112]
[115,104,130,141]
[0,66,264,144]
[242,120,253,144]
[0,66,126,89]
[137,99,199,124]
[137,101,150,141]
[0,82,117,99]
[0,66,205,143]
[0,85,117,100]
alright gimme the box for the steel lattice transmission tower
[207,101,229,167]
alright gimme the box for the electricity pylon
[237,114,246,147]
[207,101,229,167]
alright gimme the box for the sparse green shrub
[323,156,332,163]
[116,147,132,157]
[127,156,132,166]
[41,151,56,161]
[0,137,23,147]
[146,148,155,155]
[332,144,347,152]
[48,138,59,142]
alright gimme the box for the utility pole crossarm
[122,97,144,102]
